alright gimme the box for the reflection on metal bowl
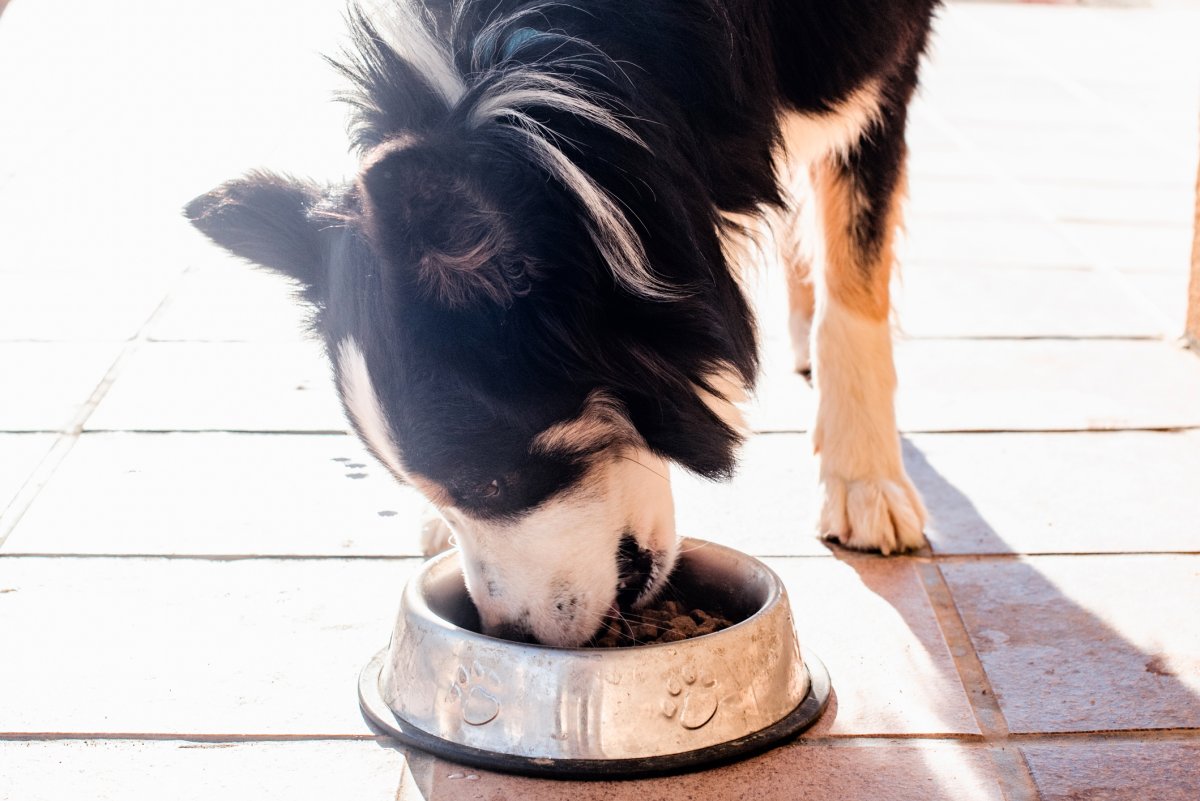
[358,538,831,778]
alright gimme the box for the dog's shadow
[814,436,1200,747]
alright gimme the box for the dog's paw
[817,472,927,555]
[419,507,456,558]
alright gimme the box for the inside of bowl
[422,542,774,639]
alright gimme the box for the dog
[186,0,939,646]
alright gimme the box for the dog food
[589,599,734,647]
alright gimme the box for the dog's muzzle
[616,533,656,608]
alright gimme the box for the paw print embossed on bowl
[358,538,831,778]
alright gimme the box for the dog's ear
[358,145,534,308]
[184,171,325,291]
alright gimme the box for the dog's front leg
[807,98,926,554]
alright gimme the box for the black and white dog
[187,0,939,646]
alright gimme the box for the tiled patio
[2,1,1199,799]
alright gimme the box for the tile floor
[1,1,1199,799]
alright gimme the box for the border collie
[186,0,939,646]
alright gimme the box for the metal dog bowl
[358,538,830,777]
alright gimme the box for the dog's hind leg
[777,166,817,377]
[807,76,927,555]
[420,506,456,558]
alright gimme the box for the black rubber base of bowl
[357,648,832,780]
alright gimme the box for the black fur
[186,0,938,519]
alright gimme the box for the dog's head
[184,5,757,645]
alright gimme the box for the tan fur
[532,390,641,457]
[811,160,906,321]
[785,251,816,324]
[408,473,454,509]
[1187,150,1200,347]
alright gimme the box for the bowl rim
[404,537,788,652]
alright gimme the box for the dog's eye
[480,479,501,499]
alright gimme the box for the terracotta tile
[905,145,992,182]
[894,339,1200,433]
[1021,740,1200,801]
[0,343,120,431]
[0,434,54,521]
[909,431,1200,555]
[86,341,346,433]
[0,739,408,801]
[420,740,1004,801]
[899,220,1084,269]
[0,274,169,342]
[767,556,978,736]
[750,339,1200,434]
[741,353,816,434]
[673,435,828,556]
[1058,222,1194,274]
[905,176,1038,222]
[680,430,1200,558]
[1021,182,1195,228]
[3,433,428,556]
[1118,269,1190,333]
[941,555,1200,733]
[146,264,312,343]
[894,264,1163,338]
[0,557,417,735]
[969,135,1186,188]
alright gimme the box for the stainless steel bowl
[358,538,830,777]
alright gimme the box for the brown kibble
[634,624,660,641]
[586,599,735,648]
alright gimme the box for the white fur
[361,0,465,105]
[498,119,673,301]
[789,310,813,374]
[335,338,409,480]
[810,299,926,553]
[355,1,672,302]
[532,389,639,455]
[778,80,882,164]
[419,505,456,558]
[442,447,677,647]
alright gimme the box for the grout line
[1006,728,1200,744]
[0,552,426,562]
[0,272,187,549]
[898,335,1166,342]
[74,428,351,435]
[1,551,1195,563]
[755,425,1200,436]
[909,105,1185,338]
[8,425,1196,437]
[3,729,1196,746]
[915,560,1042,801]
[0,733,390,743]
[927,551,1200,562]
[915,563,1011,738]
[2,551,1190,563]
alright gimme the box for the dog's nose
[616,533,654,608]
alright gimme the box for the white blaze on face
[336,338,408,479]
[442,446,678,647]
[333,348,680,646]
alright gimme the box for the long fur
[186,0,940,644]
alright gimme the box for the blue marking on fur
[502,27,542,59]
